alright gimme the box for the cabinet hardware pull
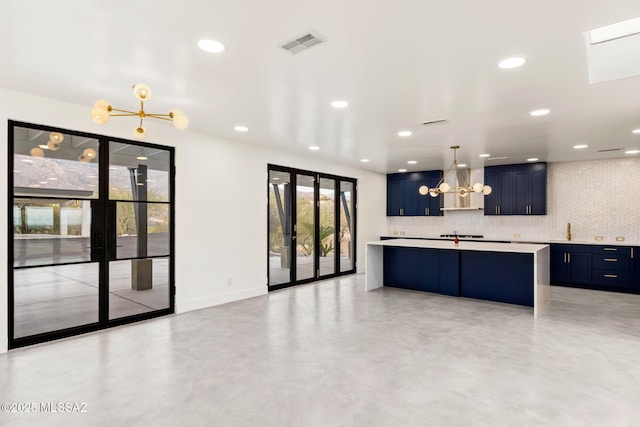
[604,258,618,262]
[564,253,567,263]
[603,248,617,251]
[567,253,571,263]
[604,274,618,278]
[632,248,635,259]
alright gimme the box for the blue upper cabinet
[484,163,546,216]
[387,170,443,216]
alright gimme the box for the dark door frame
[7,120,176,349]
[267,164,357,291]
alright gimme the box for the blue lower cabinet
[592,269,630,288]
[439,250,460,296]
[383,247,440,292]
[459,251,534,307]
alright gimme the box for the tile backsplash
[387,158,640,242]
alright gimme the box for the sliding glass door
[267,165,356,290]
[9,121,175,349]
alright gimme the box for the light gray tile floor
[2,274,640,426]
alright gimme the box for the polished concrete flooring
[2,275,640,426]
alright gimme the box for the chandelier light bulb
[133,127,147,140]
[483,186,493,195]
[78,154,90,163]
[91,107,110,124]
[472,183,484,193]
[171,109,190,130]
[132,84,152,101]
[439,182,451,193]
[429,190,439,198]
[418,185,429,195]
[94,100,110,110]
[30,147,45,157]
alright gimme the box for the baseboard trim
[176,286,267,313]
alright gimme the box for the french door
[267,165,356,290]
[8,121,175,349]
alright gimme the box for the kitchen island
[366,239,550,317]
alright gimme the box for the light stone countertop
[381,235,640,247]
[368,238,548,254]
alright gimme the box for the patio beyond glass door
[9,122,174,349]
[295,174,316,282]
[267,165,356,291]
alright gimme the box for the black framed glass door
[8,121,175,349]
[267,165,356,291]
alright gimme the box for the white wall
[0,89,387,353]
[388,158,640,243]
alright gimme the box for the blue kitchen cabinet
[383,246,441,292]
[633,247,640,289]
[416,170,444,216]
[387,171,443,216]
[485,163,546,216]
[550,244,592,286]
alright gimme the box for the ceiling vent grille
[280,33,324,55]
[421,119,448,126]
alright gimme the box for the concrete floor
[2,274,640,426]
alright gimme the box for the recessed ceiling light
[38,144,49,149]
[479,154,490,158]
[330,100,349,109]
[308,146,320,151]
[234,126,248,132]
[197,39,225,53]
[498,56,526,69]
[398,169,407,172]
[530,109,550,116]
[273,177,280,180]
[48,177,57,180]
[487,156,508,161]
[625,150,640,154]
[527,158,539,162]
[14,170,21,173]
[457,164,467,168]
[109,166,117,170]
[360,159,370,163]
[633,128,640,134]
[398,131,412,137]
[21,159,35,163]
[39,181,48,184]
[573,144,589,149]
[407,160,417,164]
[137,156,148,160]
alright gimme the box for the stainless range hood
[440,168,484,211]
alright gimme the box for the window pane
[13,127,99,199]
[268,171,291,286]
[296,174,315,281]
[14,199,92,267]
[319,178,336,276]
[115,202,170,259]
[14,263,99,338]
[340,181,355,272]
[109,257,170,320]
[109,142,170,202]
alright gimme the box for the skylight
[590,17,640,44]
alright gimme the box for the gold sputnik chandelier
[418,145,492,197]
[90,83,189,140]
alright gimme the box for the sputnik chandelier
[418,145,492,197]
[90,84,189,140]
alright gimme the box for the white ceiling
[2,0,640,173]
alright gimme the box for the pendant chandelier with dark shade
[90,84,189,140]
[418,145,492,197]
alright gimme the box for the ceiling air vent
[280,32,324,55]
[421,119,448,126]
[597,148,622,152]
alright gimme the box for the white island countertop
[368,238,548,253]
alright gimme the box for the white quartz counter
[381,235,640,247]
[370,238,548,254]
